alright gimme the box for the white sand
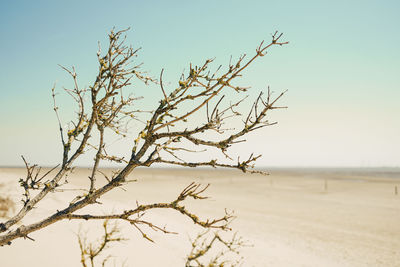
[0,168,399,266]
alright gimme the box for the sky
[0,0,399,167]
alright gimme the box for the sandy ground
[0,167,399,266]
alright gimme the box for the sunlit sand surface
[1,168,399,266]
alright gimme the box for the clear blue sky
[1,0,399,167]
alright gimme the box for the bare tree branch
[0,28,287,250]
[78,220,127,267]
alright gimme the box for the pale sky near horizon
[0,0,399,167]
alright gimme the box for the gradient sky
[0,0,399,167]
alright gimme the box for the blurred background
[0,0,399,167]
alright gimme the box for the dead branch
[67,183,233,242]
[78,220,126,267]
[0,28,287,250]
[185,230,247,267]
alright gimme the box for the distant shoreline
[1,166,399,179]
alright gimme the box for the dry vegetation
[185,230,247,267]
[0,28,287,265]
[78,220,127,267]
[0,196,14,219]
[0,184,15,218]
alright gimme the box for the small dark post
[324,178,328,192]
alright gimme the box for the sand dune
[0,168,399,266]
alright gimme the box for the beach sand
[0,167,399,266]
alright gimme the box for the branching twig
[67,183,234,242]
[78,220,126,267]
[0,28,287,249]
[185,230,247,267]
